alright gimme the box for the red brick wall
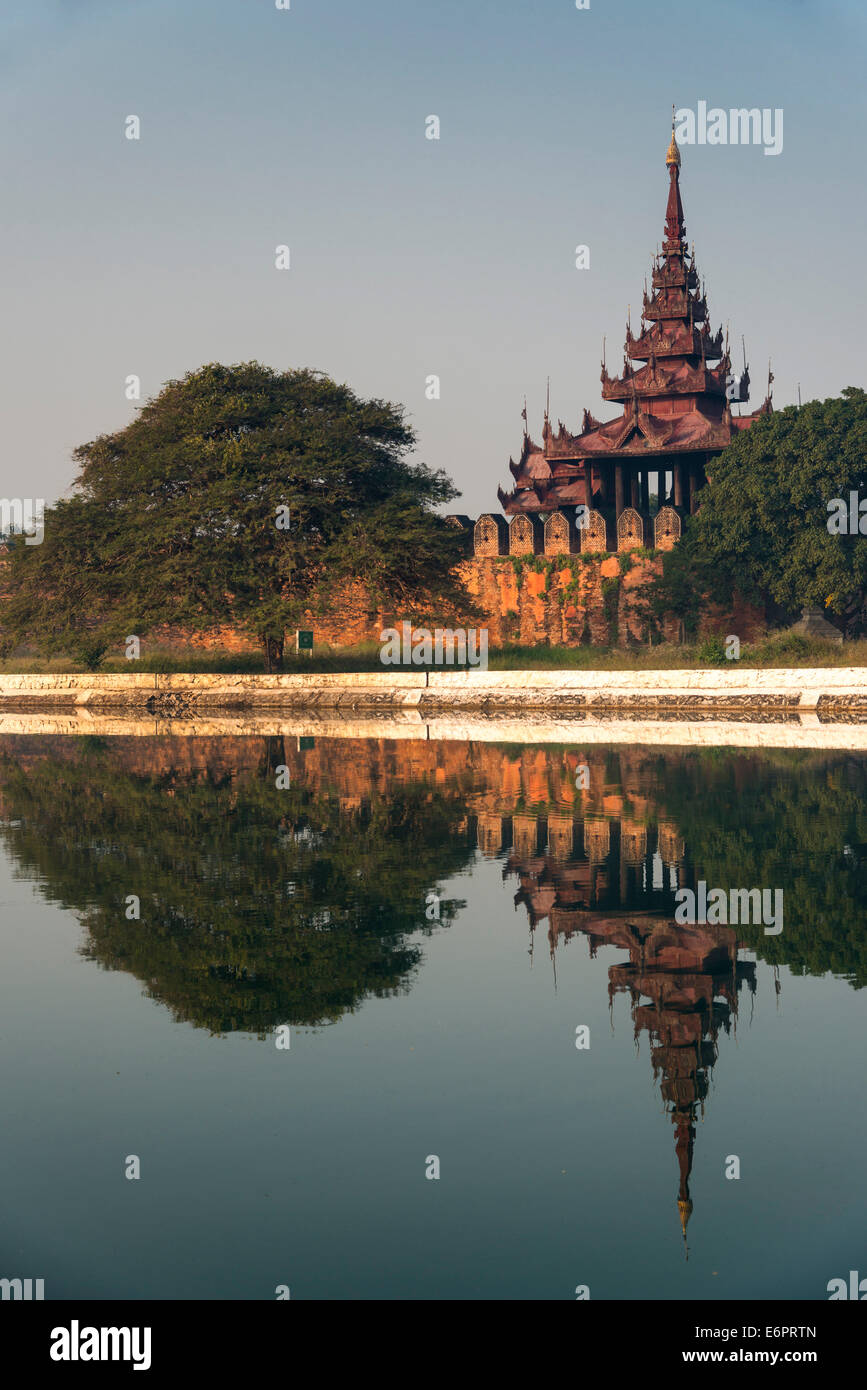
[0,552,764,655]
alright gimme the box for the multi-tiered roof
[499,119,772,516]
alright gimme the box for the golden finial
[666,105,681,167]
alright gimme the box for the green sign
[296,630,313,652]
[298,736,315,751]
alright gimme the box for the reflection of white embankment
[0,669,866,748]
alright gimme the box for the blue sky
[1,0,864,516]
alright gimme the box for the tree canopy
[0,363,474,668]
[655,387,867,634]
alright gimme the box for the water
[1,729,865,1300]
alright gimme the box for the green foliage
[4,737,867,1008]
[601,575,620,643]
[655,387,867,632]
[0,739,472,1033]
[651,541,704,634]
[660,749,867,987]
[695,633,728,665]
[2,363,476,669]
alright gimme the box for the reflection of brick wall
[476,812,505,856]
[620,820,648,863]
[547,815,574,860]
[512,814,541,858]
[658,822,685,865]
[584,819,611,861]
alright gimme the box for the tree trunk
[262,633,285,672]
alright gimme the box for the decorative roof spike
[666,104,681,167]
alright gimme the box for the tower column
[688,465,699,515]
[615,464,625,517]
[674,462,684,510]
[640,472,650,514]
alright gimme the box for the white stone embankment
[0,668,865,713]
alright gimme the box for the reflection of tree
[0,741,471,1034]
[658,750,867,987]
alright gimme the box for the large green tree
[655,387,867,634]
[1,363,474,669]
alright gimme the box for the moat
[1,729,865,1299]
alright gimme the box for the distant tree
[654,387,867,634]
[0,363,475,669]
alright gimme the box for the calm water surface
[1,732,865,1299]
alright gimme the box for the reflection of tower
[610,920,755,1256]
[675,1119,695,1255]
[501,803,756,1255]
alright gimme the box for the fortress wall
[0,553,764,656]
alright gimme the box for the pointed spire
[678,1196,693,1260]
[664,109,686,248]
